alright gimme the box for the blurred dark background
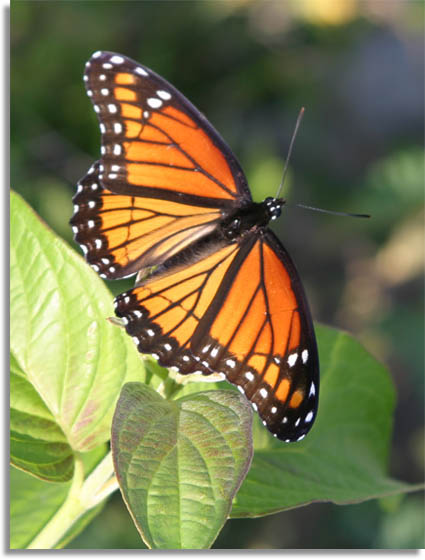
[11,0,424,549]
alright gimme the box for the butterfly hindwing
[114,231,318,441]
[71,162,223,279]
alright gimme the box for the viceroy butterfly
[71,51,319,442]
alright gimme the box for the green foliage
[10,446,107,549]
[232,325,415,516]
[10,466,72,549]
[10,352,74,482]
[376,496,425,548]
[10,191,145,458]
[162,326,419,519]
[112,385,253,549]
[9,192,422,549]
[358,148,424,239]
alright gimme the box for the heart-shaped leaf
[112,383,253,549]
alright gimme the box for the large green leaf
[10,191,145,453]
[148,325,421,517]
[230,325,421,516]
[111,383,253,549]
[112,327,421,520]
[163,324,422,515]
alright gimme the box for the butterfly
[71,51,319,442]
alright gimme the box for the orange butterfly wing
[84,51,251,204]
[71,162,222,279]
[72,51,252,279]
[115,232,319,442]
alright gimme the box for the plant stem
[80,452,119,508]
[27,454,85,549]
[27,451,117,549]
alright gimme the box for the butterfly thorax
[142,197,286,282]
[221,197,285,241]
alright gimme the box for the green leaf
[111,326,422,519]
[10,466,71,549]
[11,351,74,482]
[230,324,422,517]
[10,446,107,549]
[10,191,145,453]
[112,383,253,549]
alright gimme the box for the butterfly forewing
[72,51,320,442]
[84,51,251,206]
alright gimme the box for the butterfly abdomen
[131,197,285,285]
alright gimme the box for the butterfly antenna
[290,202,370,219]
[275,107,305,199]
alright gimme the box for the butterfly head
[264,197,285,221]
[221,198,286,241]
